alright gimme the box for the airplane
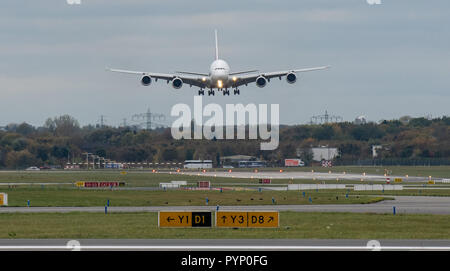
[107,30,329,96]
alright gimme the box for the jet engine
[141,75,152,86]
[172,77,183,89]
[255,76,267,88]
[286,73,297,84]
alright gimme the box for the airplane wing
[107,68,208,88]
[232,66,330,87]
[175,71,209,76]
[229,69,259,76]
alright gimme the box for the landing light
[232,76,237,82]
[217,80,223,88]
[202,77,206,82]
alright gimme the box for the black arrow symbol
[167,216,175,222]
[268,216,274,223]
[221,216,227,223]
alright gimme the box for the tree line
[0,115,449,169]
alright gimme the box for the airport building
[311,146,339,162]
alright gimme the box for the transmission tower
[121,118,128,128]
[132,108,166,130]
[310,110,343,124]
[97,115,107,128]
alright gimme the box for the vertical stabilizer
[215,29,219,60]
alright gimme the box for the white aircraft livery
[108,30,330,96]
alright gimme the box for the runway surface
[178,171,431,182]
[1,196,449,214]
[0,239,449,251]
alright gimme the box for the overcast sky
[0,0,449,127]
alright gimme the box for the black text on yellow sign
[158,211,212,228]
[216,211,279,228]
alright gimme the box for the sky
[0,0,449,127]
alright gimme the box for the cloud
[0,0,449,126]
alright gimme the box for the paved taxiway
[178,171,434,182]
[1,196,449,214]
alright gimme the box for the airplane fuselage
[209,59,231,89]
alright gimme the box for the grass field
[1,188,388,207]
[1,168,450,207]
[0,167,449,190]
[1,168,449,240]
[1,211,449,239]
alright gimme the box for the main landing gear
[197,88,240,96]
[221,89,240,96]
[197,89,215,96]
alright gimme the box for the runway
[0,239,449,251]
[1,196,449,214]
[178,171,431,183]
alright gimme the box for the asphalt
[0,239,449,251]
[1,196,449,214]
[178,171,432,182]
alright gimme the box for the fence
[287,184,346,190]
[334,158,450,166]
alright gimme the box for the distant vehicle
[222,165,234,169]
[284,159,305,167]
[184,160,213,169]
[25,166,40,171]
[238,161,266,168]
[105,163,124,169]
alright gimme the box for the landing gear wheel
[208,90,215,96]
[234,89,240,95]
[198,89,205,96]
[223,90,230,96]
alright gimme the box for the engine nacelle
[286,72,297,84]
[172,77,183,89]
[256,76,267,88]
[141,75,152,86]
